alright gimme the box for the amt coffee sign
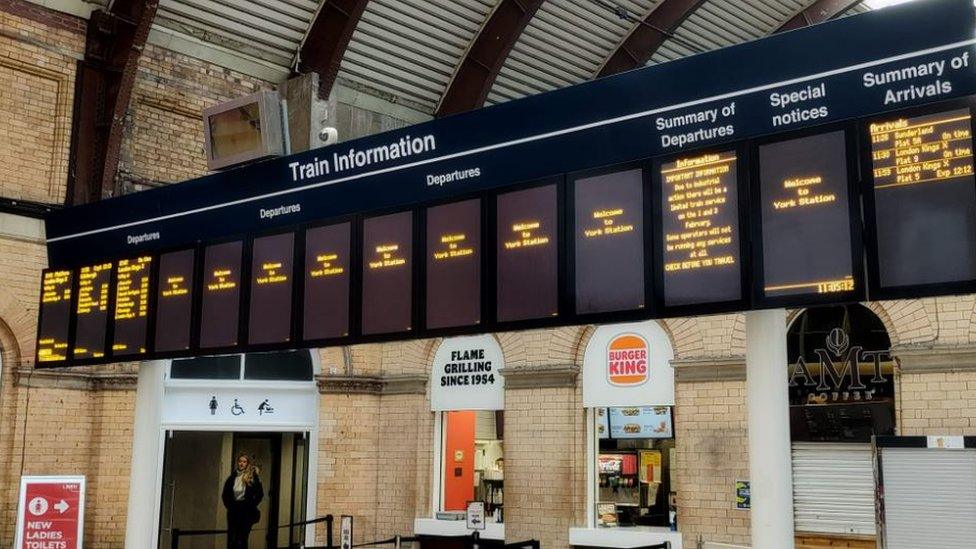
[607,334,649,386]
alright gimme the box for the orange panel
[443,411,476,511]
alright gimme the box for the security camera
[319,126,339,145]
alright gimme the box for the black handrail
[170,514,332,548]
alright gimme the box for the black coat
[222,472,264,525]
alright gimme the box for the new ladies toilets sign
[14,476,85,549]
[35,0,976,366]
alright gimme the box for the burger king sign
[607,334,649,386]
[583,320,674,408]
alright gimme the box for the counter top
[414,518,505,541]
[569,526,683,548]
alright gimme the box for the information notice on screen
[426,199,481,329]
[112,256,152,356]
[362,212,413,335]
[496,184,559,322]
[573,169,644,314]
[660,150,742,307]
[199,241,243,348]
[303,223,351,340]
[73,262,112,359]
[248,232,295,345]
[869,107,976,290]
[37,269,73,363]
[759,131,856,299]
[154,249,195,353]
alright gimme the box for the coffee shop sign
[788,328,892,395]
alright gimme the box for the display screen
[868,108,976,290]
[759,131,856,299]
[248,232,295,345]
[154,249,195,353]
[661,151,742,307]
[497,184,559,322]
[426,199,481,329]
[72,261,113,360]
[112,256,152,356]
[36,269,73,363]
[199,241,243,348]
[608,406,673,439]
[362,212,413,335]
[303,223,351,340]
[574,169,644,314]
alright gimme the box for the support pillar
[745,309,794,549]
[125,360,166,548]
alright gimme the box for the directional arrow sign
[54,499,69,514]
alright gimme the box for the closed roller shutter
[881,447,976,549]
[791,442,876,536]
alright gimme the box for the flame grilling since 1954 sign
[583,321,674,408]
[430,334,505,412]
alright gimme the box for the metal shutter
[881,447,976,549]
[791,442,876,536]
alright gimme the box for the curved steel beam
[68,0,158,205]
[435,0,546,117]
[596,0,706,79]
[297,0,371,100]
[774,0,864,33]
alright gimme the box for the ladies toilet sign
[14,476,85,549]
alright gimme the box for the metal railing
[696,536,750,549]
[170,515,332,549]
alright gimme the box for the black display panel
[572,168,645,314]
[496,184,559,322]
[154,249,195,353]
[72,261,113,360]
[112,256,152,357]
[303,223,351,340]
[426,199,481,329]
[757,131,859,304]
[362,212,413,335]
[248,232,295,345]
[199,241,243,349]
[36,269,73,364]
[660,150,743,308]
[866,106,976,296]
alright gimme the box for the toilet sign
[14,476,85,549]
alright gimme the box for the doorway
[158,431,310,548]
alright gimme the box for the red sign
[15,476,84,549]
[607,334,649,386]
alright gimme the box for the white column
[745,309,794,549]
[125,360,166,548]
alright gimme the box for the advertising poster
[639,450,663,484]
[608,406,673,439]
[735,480,751,510]
[596,407,610,439]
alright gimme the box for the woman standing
[222,452,265,548]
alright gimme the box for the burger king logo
[607,334,649,386]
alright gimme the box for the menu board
[199,241,243,349]
[496,184,559,322]
[660,150,742,307]
[303,223,351,340]
[608,407,673,439]
[868,107,976,291]
[758,131,856,300]
[36,269,73,364]
[248,232,295,345]
[597,407,610,440]
[426,199,481,329]
[112,256,152,356]
[154,249,195,353]
[362,212,413,335]
[573,169,644,314]
[72,262,112,360]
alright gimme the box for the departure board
[426,199,481,329]
[497,184,558,322]
[72,261,113,360]
[154,249,195,353]
[868,107,976,292]
[758,131,857,301]
[660,150,742,307]
[303,223,351,340]
[36,269,73,364]
[199,241,243,349]
[573,168,644,314]
[362,212,413,335]
[112,256,152,356]
[248,232,295,345]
